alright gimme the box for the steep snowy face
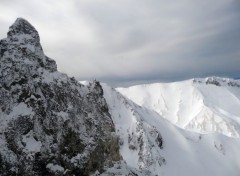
[0,18,121,175]
[117,78,240,137]
[102,83,240,176]
[102,84,166,175]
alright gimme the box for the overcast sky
[0,0,240,86]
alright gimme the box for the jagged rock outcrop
[193,77,240,87]
[0,18,121,175]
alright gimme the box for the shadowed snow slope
[117,77,240,137]
[102,83,240,176]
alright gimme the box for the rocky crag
[0,18,121,176]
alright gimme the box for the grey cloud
[0,0,239,86]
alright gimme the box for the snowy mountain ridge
[101,82,240,175]
[117,77,240,138]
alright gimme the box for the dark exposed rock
[206,78,221,86]
[193,77,240,88]
[228,81,240,87]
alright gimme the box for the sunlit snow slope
[117,77,240,137]
[102,83,240,176]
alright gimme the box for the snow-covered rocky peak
[0,18,57,89]
[7,18,40,42]
[4,18,45,61]
[0,18,121,175]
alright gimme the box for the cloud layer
[0,0,240,85]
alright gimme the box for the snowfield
[100,78,240,175]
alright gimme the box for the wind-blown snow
[22,130,42,152]
[46,163,64,173]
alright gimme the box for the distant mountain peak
[7,17,40,41]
